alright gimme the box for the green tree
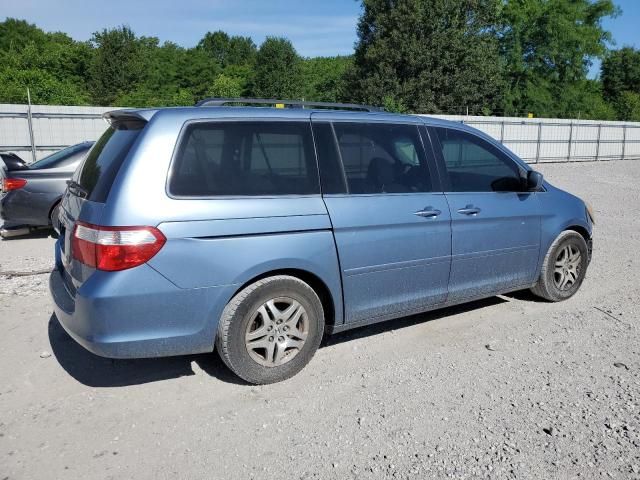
[226,36,257,66]
[348,0,504,114]
[252,37,303,98]
[198,31,230,65]
[176,47,222,100]
[602,47,640,100]
[198,30,257,67]
[301,56,352,102]
[88,26,150,105]
[115,86,194,107]
[221,64,255,96]
[500,0,618,118]
[0,18,47,52]
[0,66,89,104]
[601,47,640,120]
[0,18,93,103]
[207,74,243,98]
[555,79,616,120]
[613,91,640,121]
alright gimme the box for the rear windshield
[169,121,319,196]
[29,143,92,170]
[77,121,144,202]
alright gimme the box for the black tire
[215,275,325,384]
[531,230,589,302]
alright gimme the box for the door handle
[414,207,441,218]
[457,205,481,216]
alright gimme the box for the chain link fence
[1,104,639,164]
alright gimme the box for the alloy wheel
[553,244,582,291]
[244,297,309,367]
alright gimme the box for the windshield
[29,143,93,170]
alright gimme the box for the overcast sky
[1,0,638,73]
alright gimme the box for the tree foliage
[198,30,257,67]
[0,4,634,121]
[348,0,505,115]
[301,56,351,102]
[88,27,148,105]
[499,0,618,117]
[601,47,640,120]
[208,74,244,98]
[252,37,303,99]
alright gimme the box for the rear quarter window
[77,121,144,202]
[169,121,319,197]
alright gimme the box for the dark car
[1,142,94,234]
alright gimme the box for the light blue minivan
[50,99,594,384]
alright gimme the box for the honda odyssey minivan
[50,98,594,384]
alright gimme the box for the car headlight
[585,201,596,225]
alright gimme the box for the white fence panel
[1,104,639,164]
[428,115,640,164]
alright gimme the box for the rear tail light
[2,178,27,192]
[72,222,166,271]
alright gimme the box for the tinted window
[333,123,432,194]
[170,122,319,196]
[312,122,347,194]
[434,128,523,192]
[77,122,143,202]
[29,143,92,170]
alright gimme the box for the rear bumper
[49,244,238,358]
[0,190,51,227]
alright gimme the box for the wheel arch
[47,196,63,223]
[230,268,338,328]
[565,224,590,243]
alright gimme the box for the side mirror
[526,170,544,192]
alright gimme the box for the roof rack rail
[195,97,384,112]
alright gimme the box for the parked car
[1,142,94,233]
[49,99,594,384]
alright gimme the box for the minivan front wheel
[216,275,325,384]
[531,230,589,302]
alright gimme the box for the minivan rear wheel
[531,230,589,302]
[215,275,325,384]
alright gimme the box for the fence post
[567,122,573,162]
[595,124,601,161]
[500,121,505,144]
[535,122,542,163]
[621,125,627,160]
[26,88,37,163]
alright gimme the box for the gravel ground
[0,160,639,480]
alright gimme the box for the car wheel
[216,275,325,384]
[531,230,589,302]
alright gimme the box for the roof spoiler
[195,97,384,112]
[103,109,156,125]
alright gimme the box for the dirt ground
[1,160,638,480]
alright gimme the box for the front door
[429,126,541,301]
[312,117,451,324]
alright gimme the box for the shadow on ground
[324,296,507,347]
[49,296,509,388]
[502,289,547,303]
[48,314,247,388]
